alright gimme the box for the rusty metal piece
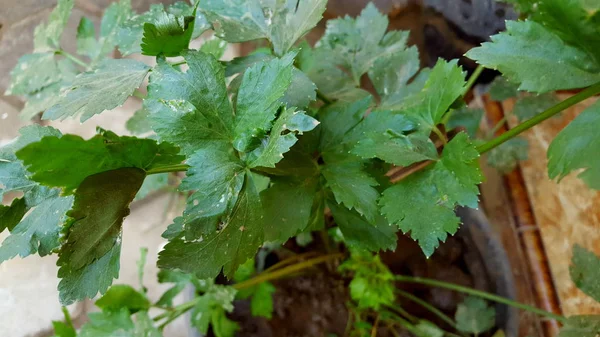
[483,95,562,337]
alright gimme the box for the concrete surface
[0,1,239,336]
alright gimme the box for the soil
[210,224,500,337]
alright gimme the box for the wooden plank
[502,94,600,316]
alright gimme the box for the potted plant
[1,0,599,336]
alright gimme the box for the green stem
[146,164,189,175]
[171,60,187,67]
[477,81,600,154]
[395,289,457,329]
[61,306,73,327]
[233,253,344,290]
[395,275,567,323]
[385,303,418,323]
[432,125,448,145]
[133,89,147,99]
[317,90,333,105]
[57,50,89,69]
[463,65,484,96]
[152,253,344,323]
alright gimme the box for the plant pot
[187,207,518,337]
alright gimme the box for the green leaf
[262,178,317,243]
[558,315,600,337]
[548,101,600,189]
[201,0,327,56]
[42,58,150,121]
[466,20,600,93]
[147,50,234,146]
[191,284,238,335]
[414,320,444,337]
[133,311,161,337]
[318,96,373,151]
[248,107,319,168]
[328,202,397,252]
[380,133,482,256]
[78,308,134,337]
[117,4,165,56]
[141,10,196,57]
[95,0,133,60]
[0,126,73,263]
[77,17,97,59]
[5,52,61,96]
[0,188,73,263]
[488,76,519,101]
[401,59,466,128]
[95,285,150,313]
[487,137,529,173]
[447,107,484,138]
[512,93,560,121]
[33,0,74,52]
[318,3,409,84]
[339,252,395,310]
[455,296,496,334]
[351,129,437,167]
[52,321,76,337]
[57,168,144,272]
[126,107,153,136]
[58,240,121,305]
[156,269,197,306]
[233,52,295,152]
[0,198,27,233]
[179,143,245,238]
[322,150,380,224]
[135,173,169,201]
[569,245,600,302]
[368,46,424,109]
[159,174,264,279]
[251,282,276,319]
[17,130,183,194]
[200,36,228,60]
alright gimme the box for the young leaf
[95,285,151,313]
[558,315,600,337]
[548,101,600,189]
[251,282,276,319]
[78,308,134,337]
[191,283,238,336]
[415,320,444,337]
[233,52,295,152]
[512,93,560,121]
[156,269,197,307]
[17,130,183,194]
[141,10,196,57]
[328,202,397,252]
[401,59,466,129]
[318,3,408,84]
[487,137,529,173]
[569,245,600,302]
[126,107,153,136]
[201,0,327,56]
[455,296,496,334]
[117,4,165,56]
[134,173,169,201]
[147,50,234,144]
[52,321,76,337]
[76,17,97,59]
[42,59,151,122]
[380,133,482,256]
[159,174,264,279]
[339,252,396,310]
[33,0,74,52]
[200,36,228,60]
[133,311,162,337]
[466,20,600,93]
